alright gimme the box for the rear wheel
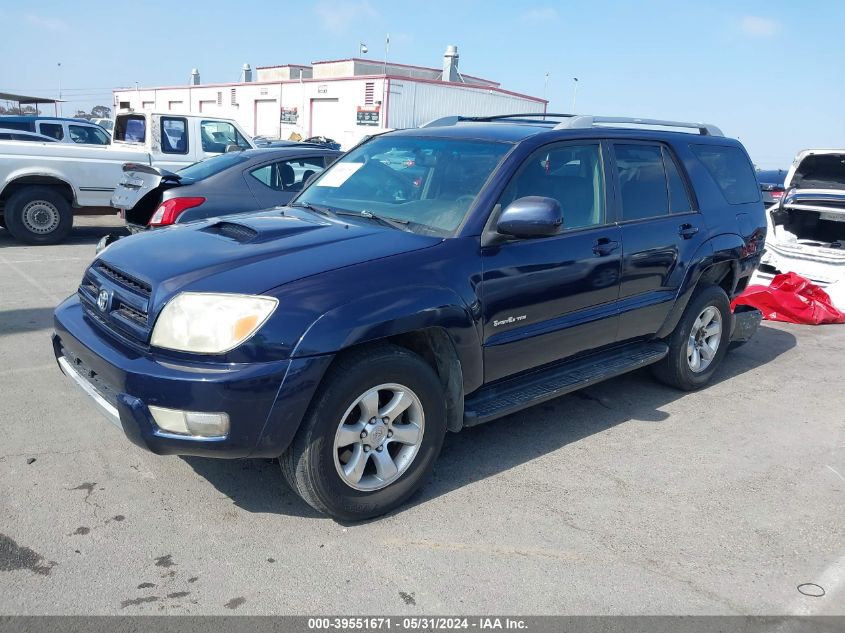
[5,187,73,245]
[652,285,731,391]
[281,345,447,521]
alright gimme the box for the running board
[463,342,669,426]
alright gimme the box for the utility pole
[543,72,550,101]
[57,62,62,116]
[571,77,579,113]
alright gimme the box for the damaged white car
[758,149,845,300]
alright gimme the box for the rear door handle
[679,223,700,239]
[592,237,620,256]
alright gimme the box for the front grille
[78,260,152,345]
[95,261,151,297]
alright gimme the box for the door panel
[481,226,622,382]
[611,143,707,341]
[480,141,621,383]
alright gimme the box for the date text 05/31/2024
[307,617,528,630]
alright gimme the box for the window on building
[161,117,188,154]
[250,157,326,192]
[364,82,375,106]
[614,144,670,221]
[691,144,760,205]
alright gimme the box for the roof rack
[553,115,723,136]
[420,113,723,136]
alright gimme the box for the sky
[1,0,843,168]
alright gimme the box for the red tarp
[732,272,845,325]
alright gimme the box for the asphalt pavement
[1,217,843,615]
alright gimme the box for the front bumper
[53,295,332,458]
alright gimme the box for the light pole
[57,62,62,116]
[571,77,579,113]
[543,72,550,102]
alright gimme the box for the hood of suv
[97,208,441,304]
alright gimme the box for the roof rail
[420,113,575,128]
[553,116,723,136]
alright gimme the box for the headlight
[151,292,278,354]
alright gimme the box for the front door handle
[592,237,620,256]
[679,223,700,239]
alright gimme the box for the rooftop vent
[241,63,252,83]
[442,45,459,82]
[190,68,200,85]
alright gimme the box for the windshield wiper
[289,201,335,217]
[335,209,410,231]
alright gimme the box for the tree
[90,105,111,119]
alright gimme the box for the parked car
[0,116,110,145]
[303,136,342,150]
[110,147,341,232]
[91,118,114,133]
[757,168,786,206]
[0,129,58,143]
[0,111,255,245]
[758,149,845,286]
[53,113,765,521]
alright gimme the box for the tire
[652,284,731,391]
[4,187,73,245]
[281,344,447,521]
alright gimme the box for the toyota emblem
[97,289,110,312]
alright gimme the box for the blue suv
[53,114,766,520]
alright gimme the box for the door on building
[254,99,280,137]
[309,98,343,143]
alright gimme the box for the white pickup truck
[0,110,254,244]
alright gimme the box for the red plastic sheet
[732,272,845,325]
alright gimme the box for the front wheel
[4,187,73,245]
[652,285,731,391]
[281,345,447,521]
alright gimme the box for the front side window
[691,144,760,204]
[161,117,188,154]
[615,144,669,221]
[295,136,512,235]
[38,123,64,141]
[498,142,606,230]
[250,157,325,192]
[68,124,109,145]
[200,120,250,153]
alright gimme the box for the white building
[113,46,547,149]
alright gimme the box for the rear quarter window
[691,144,760,204]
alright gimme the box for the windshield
[177,152,251,180]
[295,135,512,234]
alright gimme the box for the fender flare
[292,285,483,395]
[656,233,744,338]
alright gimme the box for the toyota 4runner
[53,114,766,520]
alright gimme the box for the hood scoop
[201,216,324,244]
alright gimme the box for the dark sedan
[111,147,341,232]
[757,168,787,206]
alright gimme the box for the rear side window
[114,115,147,143]
[662,147,692,213]
[691,144,759,204]
[38,123,64,141]
[161,117,188,154]
[614,144,669,221]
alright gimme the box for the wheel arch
[656,233,743,338]
[0,174,77,209]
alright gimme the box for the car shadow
[181,324,797,522]
[0,223,127,247]
[0,306,57,338]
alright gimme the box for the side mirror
[496,196,562,238]
[225,144,243,153]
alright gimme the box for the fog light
[149,405,229,438]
